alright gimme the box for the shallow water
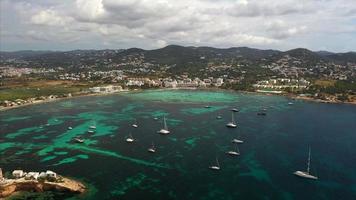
[1,90,356,200]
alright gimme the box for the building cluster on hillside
[124,76,224,88]
[89,85,124,93]
[0,67,56,78]
[0,168,58,183]
[253,78,310,90]
[0,94,72,108]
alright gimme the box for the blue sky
[0,0,355,52]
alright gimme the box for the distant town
[1,45,355,109]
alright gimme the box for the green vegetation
[0,81,92,101]
[307,80,356,94]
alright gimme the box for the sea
[0,89,355,200]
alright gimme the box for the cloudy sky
[1,0,355,52]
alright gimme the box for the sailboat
[232,138,244,143]
[147,142,156,153]
[126,133,135,143]
[209,157,221,170]
[226,112,237,128]
[132,119,138,128]
[89,120,96,129]
[231,108,239,112]
[294,147,318,180]
[226,144,240,156]
[73,137,84,143]
[158,116,170,135]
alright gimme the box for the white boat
[205,105,211,108]
[226,144,240,156]
[68,127,73,130]
[126,133,135,143]
[231,108,239,112]
[158,116,170,135]
[89,120,96,129]
[232,139,244,143]
[226,112,237,128]
[147,142,156,153]
[209,157,221,170]
[294,147,318,180]
[74,137,84,143]
[216,115,222,119]
[288,102,294,105]
[88,130,95,134]
[132,119,138,128]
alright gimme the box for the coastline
[1,88,355,113]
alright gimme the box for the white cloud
[1,0,356,51]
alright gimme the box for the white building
[46,170,57,179]
[12,170,24,178]
[25,172,40,180]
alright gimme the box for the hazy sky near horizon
[1,0,356,52]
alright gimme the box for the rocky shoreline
[0,88,355,113]
[0,177,85,198]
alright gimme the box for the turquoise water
[0,89,356,200]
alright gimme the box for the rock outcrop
[0,177,85,198]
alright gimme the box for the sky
[0,0,355,52]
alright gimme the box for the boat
[209,157,221,170]
[126,133,135,143]
[216,115,222,119]
[88,130,95,134]
[226,112,237,128]
[74,137,84,143]
[158,116,170,135]
[204,105,211,108]
[288,102,294,105]
[147,142,156,153]
[132,119,138,128]
[293,147,318,180]
[231,108,239,112]
[257,108,267,116]
[232,138,244,143]
[153,117,158,120]
[226,144,240,156]
[68,127,73,130]
[89,120,96,129]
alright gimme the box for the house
[25,172,39,180]
[0,168,3,181]
[46,170,57,179]
[12,170,24,178]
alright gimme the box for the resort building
[12,170,24,178]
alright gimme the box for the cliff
[0,177,85,198]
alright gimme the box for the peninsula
[0,168,85,198]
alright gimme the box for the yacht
[231,108,239,112]
[89,120,96,129]
[147,142,156,153]
[126,133,135,143]
[226,144,240,156]
[293,147,318,180]
[232,138,244,144]
[226,112,237,128]
[132,119,138,128]
[257,108,267,116]
[74,137,84,143]
[209,157,221,170]
[158,116,170,135]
